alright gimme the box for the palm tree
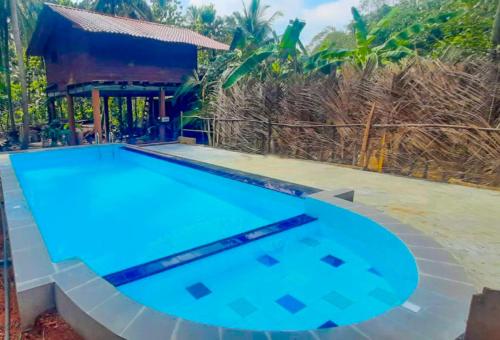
[93,0,153,20]
[9,0,30,148]
[232,0,282,50]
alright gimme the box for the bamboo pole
[359,103,376,168]
[66,94,76,145]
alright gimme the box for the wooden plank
[126,96,133,136]
[359,103,376,168]
[103,96,110,142]
[66,94,76,145]
[91,88,102,144]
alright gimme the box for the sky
[183,0,362,44]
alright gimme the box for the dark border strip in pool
[104,214,317,287]
[122,145,321,198]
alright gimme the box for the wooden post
[159,88,166,141]
[126,96,133,137]
[47,97,56,123]
[91,88,102,144]
[103,96,110,142]
[377,132,387,172]
[359,103,376,168]
[148,97,154,127]
[66,94,76,145]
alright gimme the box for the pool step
[104,214,317,287]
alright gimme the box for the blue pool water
[10,145,418,331]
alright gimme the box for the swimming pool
[9,145,419,332]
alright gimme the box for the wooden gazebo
[27,3,228,144]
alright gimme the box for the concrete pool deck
[145,143,500,291]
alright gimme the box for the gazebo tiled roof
[43,3,229,51]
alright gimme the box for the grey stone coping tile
[409,245,460,264]
[308,188,355,202]
[17,275,54,292]
[65,276,118,312]
[408,285,470,324]
[89,291,144,335]
[220,328,271,340]
[353,312,425,340]
[315,325,370,339]
[172,319,221,340]
[380,223,422,235]
[12,246,55,284]
[416,258,472,284]
[52,262,99,292]
[396,233,446,248]
[267,331,317,340]
[122,307,178,340]
[381,306,466,340]
[9,225,45,252]
[418,274,476,303]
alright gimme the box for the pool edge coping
[0,146,475,340]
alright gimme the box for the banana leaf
[222,46,274,89]
[279,19,306,59]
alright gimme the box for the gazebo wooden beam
[91,88,103,143]
[159,88,166,141]
[66,94,76,145]
[103,96,110,141]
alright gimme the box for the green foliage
[222,19,306,89]
[41,119,70,146]
[93,0,153,20]
[0,0,497,144]
[151,0,183,25]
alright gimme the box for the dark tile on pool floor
[368,267,382,276]
[319,320,338,329]
[186,282,211,299]
[323,290,353,309]
[228,298,257,317]
[276,294,306,314]
[257,254,279,267]
[369,287,399,305]
[321,255,345,268]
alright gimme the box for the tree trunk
[1,5,16,138]
[9,0,30,149]
[493,0,500,47]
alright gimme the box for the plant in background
[41,119,71,147]
[222,19,306,89]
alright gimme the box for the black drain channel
[104,214,317,287]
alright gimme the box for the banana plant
[222,19,306,89]
[308,6,457,72]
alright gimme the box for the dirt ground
[0,233,82,339]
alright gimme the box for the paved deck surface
[146,144,500,291]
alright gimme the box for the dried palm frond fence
[183,58,500,187]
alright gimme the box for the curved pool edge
[0,150,476,340]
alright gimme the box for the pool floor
[120,220,401,331]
